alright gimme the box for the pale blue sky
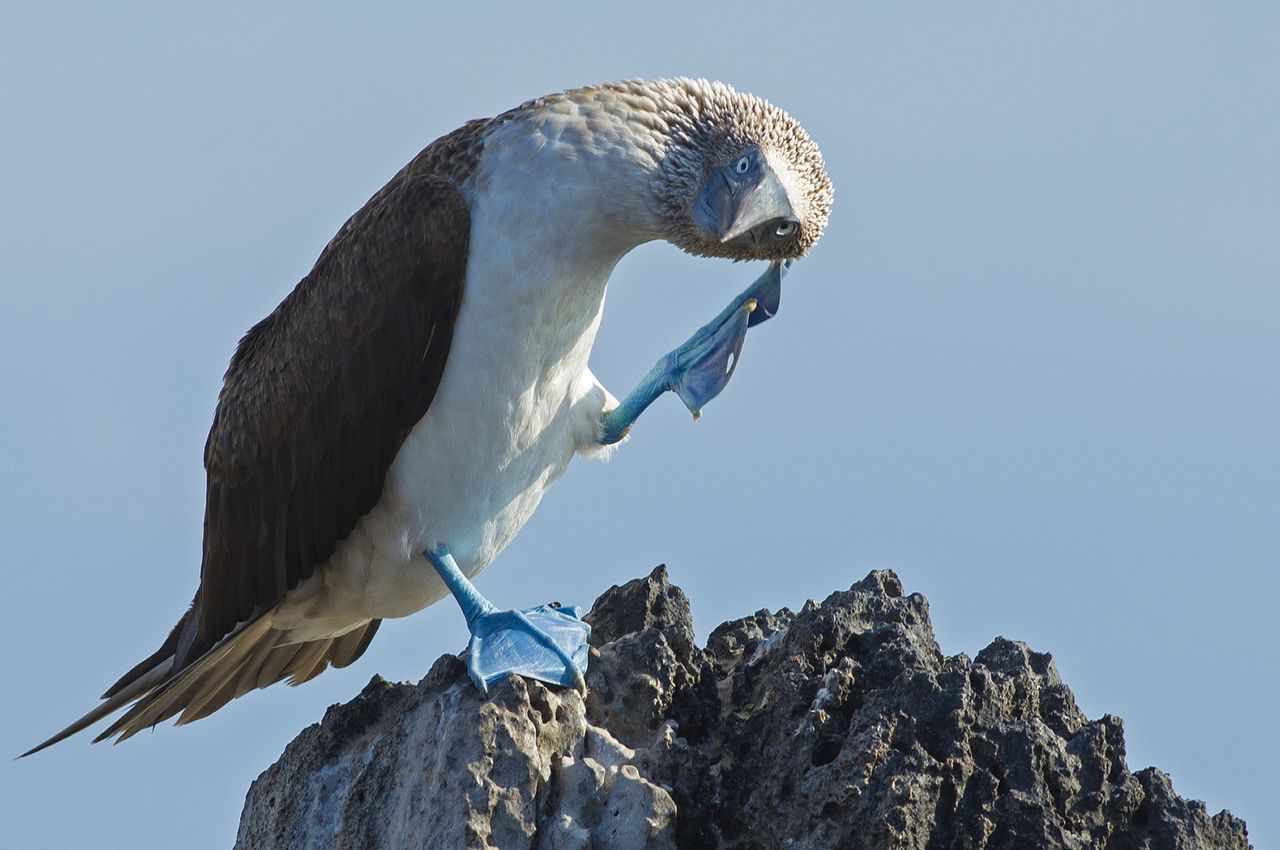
[3,3,1277,848]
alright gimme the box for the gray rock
[236,568,1252,849]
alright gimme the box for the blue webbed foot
[599,260,790,444]
[666,297,753,417]
[424,546,591,694]
[669,259,788,416]
[466,603,591,693]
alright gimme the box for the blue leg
[425,546,590,693]
[600,260,790,444]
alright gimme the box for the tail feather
[330,620,381,668]
[98,615,276,743]
[232,627,287,699]
[101,603,194,699]
[283,639,334,686]
[20,661,172,757]
[254,641,305,689]
[172,615,276,726]
[182,663,250,726]
[22,611,384,755]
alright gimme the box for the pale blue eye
[734,155,751,174]
[774,221,797,238]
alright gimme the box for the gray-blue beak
[695,160,798,246]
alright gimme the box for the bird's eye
[734,155,752,174]
[774,221,797,238]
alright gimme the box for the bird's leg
[600,260,788,444]
[424,545,590,693]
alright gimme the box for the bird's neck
[453,105,676,391]
[465,101,671,262]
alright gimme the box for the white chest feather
[272,120,654,639]
[383,196,619,577]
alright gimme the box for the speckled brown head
[646,78,834,262]
[502,78,834,263]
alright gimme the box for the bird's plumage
[26,78,832,755]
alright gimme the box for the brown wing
[20,124,495,755]
[179,173,469,666]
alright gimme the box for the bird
[25,78,832,755]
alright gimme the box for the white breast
[271,117,648,641]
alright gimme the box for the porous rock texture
[234,568,1252,849]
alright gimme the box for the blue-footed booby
[25,78,832,754]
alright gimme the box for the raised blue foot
[425,546,590,693]
[600,260,789,444]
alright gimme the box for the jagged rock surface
[235,568,1252,850]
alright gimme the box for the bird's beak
[696,161,797,244]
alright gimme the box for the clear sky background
[2,3,1276,848]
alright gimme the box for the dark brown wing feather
[185,172,469,666]
[21,122,497,756]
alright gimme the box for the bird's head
[649,79,833,263]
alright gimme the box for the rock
[235,567,1252,849]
